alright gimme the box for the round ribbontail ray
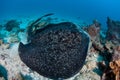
[18,22,90,79]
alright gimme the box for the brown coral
[84,20,101,41]
[101,45,120,80]
[86,24,100,41]
[109,59,120,80]
[83,20,102,54]
[109,45,120,80]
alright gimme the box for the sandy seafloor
[0,14,119,80]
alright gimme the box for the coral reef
[112,46,120,61]
[109,45,120,80]
[19,22,90,79]
[109,59,120,80]
[97,18,120,80]
[83,19,101,42]
[82,18,120,80]
[0,15,120,80]
[106,17,120,44]
[4,20,20,31]
[0,20,27,44]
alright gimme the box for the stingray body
[19,22,90,79]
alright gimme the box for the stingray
[18,22,90,79]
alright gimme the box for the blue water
[1,0,120,29]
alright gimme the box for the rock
[19,22,90,79]
[104,41,114,53]
[0,39,10,49]
[6,33,20,43]
[1,43,10,49]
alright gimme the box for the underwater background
[1,0,120,28]
[0,0,120,80]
